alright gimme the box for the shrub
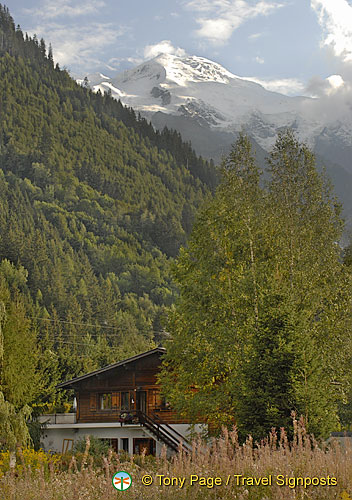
[0,448,60,478]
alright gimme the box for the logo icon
[112,471,132,491]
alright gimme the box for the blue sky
[7,0,352,96]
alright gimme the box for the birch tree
[160,131,352,439]
[160,134,267,430]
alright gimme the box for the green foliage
[0,4,217,399]
[26,418,44,452]
[237,307,296,439]
[72,435,109,456]
[0,263,40,408]
[0,392,32,451]
[160,131,352,440]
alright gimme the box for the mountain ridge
[0,6,220,384]
[82,52,352,229]
[83,52,352,159]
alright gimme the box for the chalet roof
[56,346,166,389]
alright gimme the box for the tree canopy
[0,3,218,402]
[160,132,352,440]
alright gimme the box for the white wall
[41,422,206,456]
[42,426,152,455]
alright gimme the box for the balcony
[38,413,76,425]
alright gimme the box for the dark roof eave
[56,347,166,390]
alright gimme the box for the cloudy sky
[7,0,352,96]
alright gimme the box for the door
[136,391,147,414]
[133,438,156,456]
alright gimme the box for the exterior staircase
[137,410,192,454]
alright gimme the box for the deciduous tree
[160,131,352,439]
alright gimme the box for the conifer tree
[263,130,352,436]
[0,264,34,453]
[0,262,40,408]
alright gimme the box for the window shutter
[112,392,120,409]
[154,390,162,407]
[148,389,161,410]
[90,393,97,411]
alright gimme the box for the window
[99,393,112,410]
[161,396,170,409]
[121,438,129,453]
[110,438,118,452]
[99,438,118,452]
[121,392,130,410]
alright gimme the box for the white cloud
[311,0,352,62]
[183,0,284,44]
[303,79,352,123]
[143,40,187,59]
[106,56,143,71]
[306,74,345,97]
[254,56,265,64]
[24,0,106,20]
[29,22,126,71]
[248,32,263,41]
[195,18,234,43]
[327,74,344,90]
[309,2,352,122]
[244,76,306,95]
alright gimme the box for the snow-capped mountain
[77,72,111,87]
[83,53,352,226]
[86,53,352,155]
[89,54,311,149]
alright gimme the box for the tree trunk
[9,450,16,472]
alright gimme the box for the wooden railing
[78,405,187,424]
[40,410,192,453]
[137,410,192,454]
[150,410,191,446]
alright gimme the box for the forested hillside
[0,5,217,408]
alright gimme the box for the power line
[49,340,103,346]
[30,316,122,330]
[43,339,139,351]
[29,315,168,336]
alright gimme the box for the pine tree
[0,263,40,408]
[264,130,352,436]
[48,43,53,64]
[0,264,34,454]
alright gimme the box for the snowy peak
[151,53,235,85]
[79,52,352,229]
[114,59,167,86]
[113,53,259,88]
[83,52,352,158]
[105,52,311,140]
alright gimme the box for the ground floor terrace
[38,413,202,456]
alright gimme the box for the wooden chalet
[40,347,199,456]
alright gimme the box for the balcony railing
[38,413,76,425]
[39,407,185,426]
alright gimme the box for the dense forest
[3,3,352,450]
[0,5,217,414]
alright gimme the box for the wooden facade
[58,348,185,425]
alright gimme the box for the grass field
[1,418,351,500]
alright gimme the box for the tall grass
[1,417,352,500]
